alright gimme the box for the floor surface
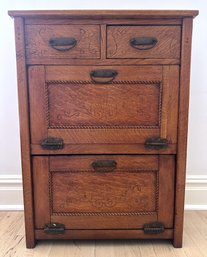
[0,211,207,257]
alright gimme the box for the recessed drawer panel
[33,155,175,229]
[48,76,160,128]
[107,25,181,59]
[25,25,100,59]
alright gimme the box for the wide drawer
[29,65,179,154]
[25,25,100,59]
[107,25,181,59]
[33,155,175,230]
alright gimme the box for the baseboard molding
[185,175,207,210]
[0,174,207,211]
[0,175,24,210]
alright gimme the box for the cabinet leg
[173,236,183,248]
[25,236,36,249]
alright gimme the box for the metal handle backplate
[49,37,77,51]
[92,160,117,172]
[130,37,158,50]
[145,137,168,150]
[41,137,64,150]
[90,69,118,84]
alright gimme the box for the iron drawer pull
[41,137,64,150]
[92,160,117,172]
[145,137,168,150]
[90,69,118,84]
[48,37,77,51]
[129,37,158,50]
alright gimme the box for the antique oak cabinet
[9,10,198,248]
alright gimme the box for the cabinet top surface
[8,9,198,19]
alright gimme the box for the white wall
[0,0,207,209]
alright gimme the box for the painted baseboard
[185,175,207,210]
[0,175,23,210]
[0,174,207,211]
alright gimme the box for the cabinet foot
[173,237,183,248]
[26,238,36,249]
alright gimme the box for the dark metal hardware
[145,137,168,150]
[129,37,158,50]
[44,223,65,234]
[90,69,118,84]
[144,222,165,234]
[48,37,77,51]
[92,160,117,172]
[41,137,64,150]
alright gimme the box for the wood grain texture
[25,25,100,59]
[107,26,181,59]
[173,18,193,248]
[158,156,175,228]
[29,65,178,149]
[26,58,180,65]
[13,17,35,248]
[10,10,197,248]
[47,81,160,127]
[50,156,158,215]
[24,18,183,25]
[51,170,157,213]
[164,65,179,143]
[100,24,107,60]
[47,128,160,144]
[33,156,50,229]
[51,212,157,230]
[31,143,177,155]
[8,9,199,18]
[32,155,174,229]
[35,229,173,240]
[28,66,47,144]
[50,155,159,171]
[46,65,162,81]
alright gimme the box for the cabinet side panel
[14,17,35,248]
[174,17,193,248]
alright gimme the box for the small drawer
[107,25,181,59]
[25,25,100,60]
[33,155,175,229]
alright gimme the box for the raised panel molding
[0,174,207,210]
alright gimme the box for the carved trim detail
[49,169,159,216]
[45,80,162,129]
[46,80,161,85]
[50,169,158,172]
[48,169,53,216]
[52,211,156,216]
[49,125,159,129]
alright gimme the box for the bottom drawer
[33,155,175,231]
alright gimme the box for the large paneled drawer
[33,155,175,230]
[107,25,181,59]
[25,25,100,60]
[29,65,179,154]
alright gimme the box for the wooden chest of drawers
[9,10,198,248]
